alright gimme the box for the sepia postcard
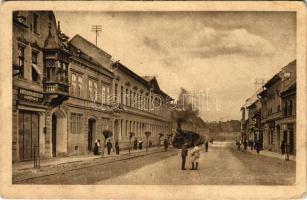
[0,1,306,199]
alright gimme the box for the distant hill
[207,120,241,133]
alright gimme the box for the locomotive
[172,128,205,149]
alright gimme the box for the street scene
[12,11,296,185]
[14,142,295,185]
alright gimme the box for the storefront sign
[18,88,44,103]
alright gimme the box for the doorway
[52,114,57,157]
[88,119,96,152]
[18,110,39,161]
[51,109,67,157]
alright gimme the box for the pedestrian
[190,144,200,170]
[205,140,209,152]
[115,140,120,155]
[281,140,285,158]
[250,140,254,150]
[106,139,112,155]
[139,139,143,150]
[238,140,242,151]
[97,139,101,154]
[181,143,188,170]
[163,139,168,151]
[244,140,247,151]
[93,139,99,155]
[149,140,152,148]
[255,141,260,154]
[235,140,240,150]
[134,138,138,150]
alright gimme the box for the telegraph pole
[254,78,265,91]
[91,25,102,46]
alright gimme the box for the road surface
[17,143,295,185]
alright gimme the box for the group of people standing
[235,139,261,153]
[93,139,120,155]
[180,141,209,170]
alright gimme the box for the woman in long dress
[190,144,200,170]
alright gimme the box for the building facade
[13,11,176,162]
[12,11,71,161]
[111,62,173,148]
[241,60,296,156]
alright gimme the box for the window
[77,76,82,97]
[106,86,110,104]
[130,91,132,106]
[17,45,25,78]
[33,13,39,34]
[289,100,293,116]
[32,67,39,82]
[125,89,128,106]
[121,86,124,104]
[114,83,118,102]
[71,74,76,95]
[93,81,97,99]
[32,51,38,64]
[71,113,82,134]
[101,85,106,104]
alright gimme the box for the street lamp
[145,131,151,152]
[128,132,135,154]
[102,130,113,157]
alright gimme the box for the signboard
[18,88,44,103]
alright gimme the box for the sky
[54,11,296,121]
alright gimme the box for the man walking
[205,140,209,152]
[106,139,112,155]
[163,139,168,151]
[115,140,120,155]
[181,143,188,170]
[134,138,138,150]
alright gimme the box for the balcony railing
[44,82,69,94]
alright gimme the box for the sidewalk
[13,146,174,183]
[246,148,296,161]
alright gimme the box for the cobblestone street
[16,143,295,185]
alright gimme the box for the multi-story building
[279,60,296,155]
[12,11,175,162]
[111,62,174,148]
[68,34,174,149]
[257,60,296,155]
[12,11,71,161]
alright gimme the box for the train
[172,128,205,149]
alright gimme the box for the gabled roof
[70,34,111,58]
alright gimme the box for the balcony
[44,82,69,106]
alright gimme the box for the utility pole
[254,78,265,91]
[91,25,102,47]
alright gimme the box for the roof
[243,87,263,108]
[264,73,281,88]
[113,62,173,100]
[70,34,111,58]
[142,76,155,82]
